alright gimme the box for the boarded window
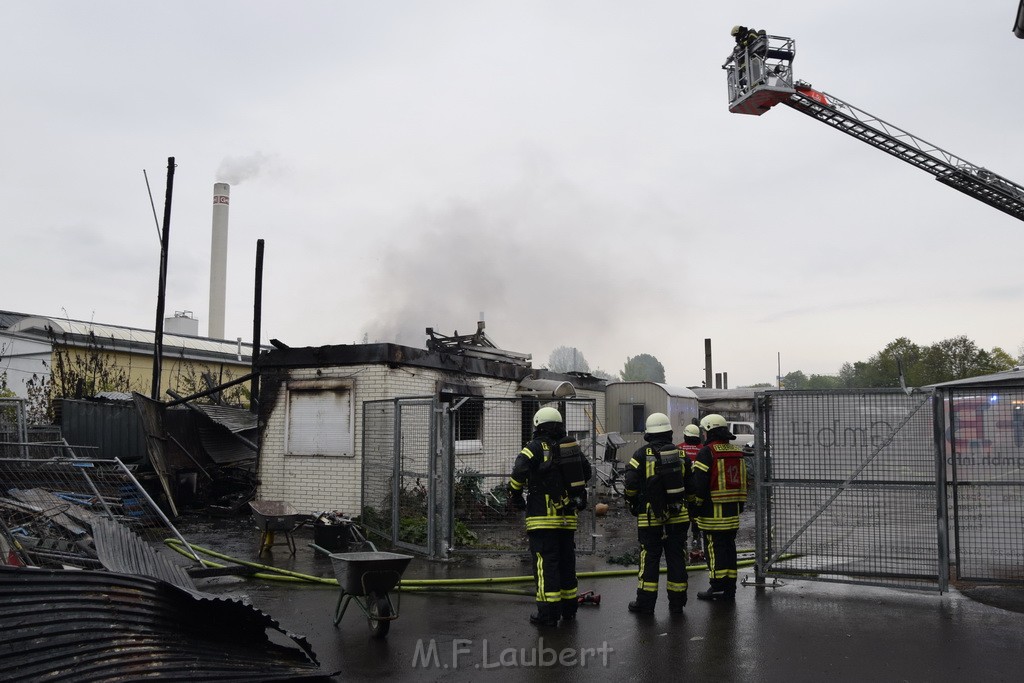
[285,383,353,457]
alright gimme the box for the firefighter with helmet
[678,422,705,560]
[623,412,693,614]
[507,406,592,627]
[691,414,748,601]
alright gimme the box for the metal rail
[783,90,1024,223]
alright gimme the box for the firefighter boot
[627,590,656,615]
[668,591,687,614]
[529,602,559,627]
[697,588,735,602]
[560,598,579,623]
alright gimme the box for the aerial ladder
[723,31,1024,223]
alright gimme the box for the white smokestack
[209,182,230,339]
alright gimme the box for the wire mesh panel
[0,399,28,458]
[394,399,435,553]
[948,387,1024,583]
[0,448,173,568]
[360,397,598,557]
[448,398,597,556]
[757,389,943,590]
[361,398,399,548]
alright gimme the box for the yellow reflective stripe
[535,552,545,600]
[665,510,690,524]
[639,582,659,592]
[526,517,578,531]
[559,588,578,600]
[666,581,687,592]
[637,547,649,589]
[509,478,525,490]
[692,461,710,473]
[628,457,640,468]
[711,491,747,503]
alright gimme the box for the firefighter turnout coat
[624,438,693,528]
[508,437,590,531]
[691,440,748,531]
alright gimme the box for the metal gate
[754,389,947,591]
[361,396,597,558]
[944,386,1024,584]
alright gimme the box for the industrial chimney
[208,183,229,339]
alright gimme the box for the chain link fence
[946,386,1024,583]
[361,396,597,558]
[1,424,181,569]
[754,389,944,591]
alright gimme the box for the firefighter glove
[508,489,526,510]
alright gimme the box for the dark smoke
[361,193,652,362]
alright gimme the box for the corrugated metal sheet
[8,316,260,360]
[0,309,28,330]
[194,404,257,434]
[0,566,326,682]
[91,517,196,591]
[197,422,256,465]
[60,398,148,464]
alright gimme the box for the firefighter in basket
[507,406,592,627]
[623,412,693,615]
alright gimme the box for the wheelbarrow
[327,550,412,638]
[248,500,309,556]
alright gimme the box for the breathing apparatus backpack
[537,436,590,511]
[644,443,686,519]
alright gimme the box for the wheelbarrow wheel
[367,591,391,638]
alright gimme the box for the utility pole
[151,157,175,400]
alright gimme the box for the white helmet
[700,414,729,432]
[533,406,563,427]
[683,424,701,438]
[645,412,672,434]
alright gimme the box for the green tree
[547,346,591,374]
[781,370,807,389]
[920,336,1015,383]
[806,374,842,389]
[620,354,666,382]
[987,346,1018,372]
[0,371,15,399]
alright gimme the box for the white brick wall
[257,363,606,515]
[258,364,441,514]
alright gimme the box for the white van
[729,421,755,448]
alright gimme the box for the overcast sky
[3,1,1023,388]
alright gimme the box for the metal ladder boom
[783,90,1024,223]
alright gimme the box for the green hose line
[164,539,336,585]
[400,585,535,596]
[164,538,768,590]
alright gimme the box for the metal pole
[151,157,176,400]
[114,457,202,563]
[704,338,713,389]
[251,239,264,415]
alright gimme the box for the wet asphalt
[168,515,1024,682]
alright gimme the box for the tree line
[549,335,1020,389]
[759,336,1018,390]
